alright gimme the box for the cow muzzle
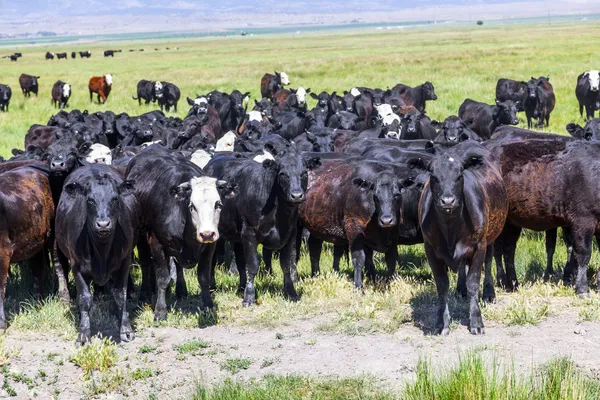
[197,231,218,243]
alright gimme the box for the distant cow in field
[576,71,600,120]
[19,74,40,97]
[0,84,12,112]
[392,82,438,113]
[458,99,519,140]
[89,74,113,104]
[71,52,76,59]
[79,51,91,58]
[3,54,18,61]
[104,50,115,57]
[154,81,180,112]
[45,52,54,60]
[496,78,526,111]
[261,71,290,99]
[56,52,67,60]
[523,76,555,128]
[51,80,71,109]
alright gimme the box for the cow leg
[579,103,583,118]
[424,243,450,335]
[385,246,397,278]
[262,248,273,275]
[280,229,300,302]
[0,244,11,330]
[562,227,575,285]
[150,240,171,321]
[544,228,557,281]
[456,264,467,297]
[572,224,594,296]
[52,241,70,303]
[174,103,177,113]
[197,246,216,308]
[364,247,376,281]
[72,265,92,344]
[111,257,134,342]
[30,249,48,300]
[467,246,486,335]
[350,235,365,289]
[482,244,496,303]
[502,224,521,291]
[89,89,93,102]
[233,243,247,295]
[240,230,259,306]
[307,235,322,276]
[137,234,154,302]
[175,259,188,299]
[332,245,345,272]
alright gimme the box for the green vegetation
[172,339,210,355]
[69,336,118,377]
[221,357,253,374]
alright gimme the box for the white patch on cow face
[215,131,236,152]
[194,97,208,112]
[280,72,290,85]
[190,149,212,169]
[247,111,263,122]
[295,87,307,105]
[63,83,70,97]
[104,74,113,86]
[154,81,163,98]
[448,157,455,162]
[188,176,224,243]
[350,87,361,97]
[253,150,275,163]
[85,144,112,165]
[375,104,401,126]
[586,70,600,91]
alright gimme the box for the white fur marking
[188,176,224,242]
[85,144,112,165]
[586,70,600,91]
[104,74,113,86]
[62,83,70,97]
[190,149,212,169]
[215,131,236,152]
[295,87,307,105]
[247,111,263,122]
[350,87,361,97]
[253,150,275,163]
[280,72,290,85]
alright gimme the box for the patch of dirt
[2,308,599,399]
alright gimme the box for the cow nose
[95,219,111,230]
[440,196,457,211]
[511,118,519,125]
[94,158,106,164]
[432,94,438,100]
[379,215,395,227]
[290,191,305,202]
[51,160,64,169]
[408,127,416,133]
[198,231,217,243]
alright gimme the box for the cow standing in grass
[89,74,113,104]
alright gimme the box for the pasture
[1,21,600,399]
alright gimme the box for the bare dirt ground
[2,306,599,399]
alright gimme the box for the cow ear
[262,159,277,171]
[310,93,318,100]
[425,141,436,154]
[306,157,321,170]
[290,88,297,93]
[458,132,471,142]
[401,176,415,189]
[352,178,374,191]
[187,97,194,106]
[264,143,277,156]
[463,154,484,170]
[430,120,442,130]
[495,100,501,106]
[565,123,584,139]
[216,180,238,199]
[407,157,428,171]
[331,91,337,97]
[306,88,311,93]
[170,182,191,200]
[65,182,83,196]
[520,81,527,86]
[118,180,136,196]
[254,99,259,106]
[343,90,348,95]
[243,92,251,99]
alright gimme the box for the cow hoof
[120,331,135,342]
[59,291,71,305]
[438,327,449,336]
[242,300,255,308]
[153,310,167,323]
[0,319,7,331]
[77,331,91,345]
[469,326,485,335]
[577,292,590,299]
[482,286,496,303]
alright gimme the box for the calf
[155,81,180,112]
[51,81,71,109]
[294,129,334,152]
[55,165,139,343]
[0,164,55,330]
[496,78,526,111]
[89,74,113,104]
[523,76,555,128]
[576,71,600,120]
[392,82,437,113]
[419,142,508,335]
[204,146,317,306]
[261,71,290,99]
[327,111,363,131]
[126,146,236,318]
[458,99,519,140]
[0,84,11,112]
[434,116,482,143]
[19,74,40,97]
[566,119,600,141]
[132,80,156,105]
[400,109,437,140]
[56,52,67,60]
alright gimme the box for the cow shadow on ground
[409,289,471,335]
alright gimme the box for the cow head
[310,91,331,108]
[63,83,71,98]
[215,131,236,152]
[566,119,600,141]
[366,88,385,107]
[342,91,357,112]
[427,149,485,215]
[154,81,164,98]
[253,98,275,118]
[83,143,113,165]
[525,78,539,99]
[187,96,209,115]
[383,120,402,140]
[585,70,600,92]
[279,71,290,86]
[437,116,476,143]
[104,74,113,86]
[401,109,421,137]
[494,100,519,126]
[270,146,319,203]
[353,171,403,228]
[171,177,237,243]
[292,87,310,108]
[44,141,81,176]
[375,104,401,126]
[331,111,361,130]
[422,82,437,101]
[305,130,334,152]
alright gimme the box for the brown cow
[0,163,55,329]
[88,74,113,104]
[260,71,290,99]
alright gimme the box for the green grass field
[1,22,600,398]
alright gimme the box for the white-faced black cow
[576,70,600,120]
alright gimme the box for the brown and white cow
[88,74,113,104]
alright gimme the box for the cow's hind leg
[544,228,557,281]
[307,235,322,276]
[149,239,171,322]
[572,224,594,296]
[467,246,486,335]
[174,259,188,299]
[482,244,496,303]
[280,223,300,301]
[197,246,216,308]
[350,235,365,289]
[111,257,134,342]
[0,243,11,330]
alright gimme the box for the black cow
[294,129,334,152]
[79,51,91,58]
[55,165,139,343]
[272,111,308,141]
[575,71,600,120]
[419,141,508,335]
[45,52,55,60]
[342,90,373,128]
[523,77,555,128]
[56,52,67,60]
[434,116,482,143]
[205,90,244,134]
[51,81,71,109]
[400,109,437,140]
[496,78,526,111]
[19,74,40,97]
[566,119,600,141]
[104,50,115,57]
[458,99,519,140]
[392,82,438,113]
[327,111,363,131]
[0,84,11,112]
[126,146,236,318]
[205,145,318,306]
[71,52,76,59]
[252,98,276,119]
[132,80,156,105]
[155,81,181,113]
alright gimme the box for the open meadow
[1,22,600,399]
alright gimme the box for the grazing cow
[496,78,526,111]
[45,52,55,60]
[19,74,40,97]
[392,82,438,113]
[0,164,55,330]
[3,54,18,61]
[103,50,115,57]
[132,80,156,105]
[0,84,11,112]
[89,74,113,104]
[51,81,71,109]
[576,71,600,120]
[204,145,318,306]
[126,146,236,318]
[566,119,600,141]
[419,141,508,335]
[155,81,181,112]
[434,116,482,143]
[79,51,91,58]
[56,52,67,60]
[300,159,416,285]
[400,109,437,140]
[523,77,555,128]
[71,52,76,59]
[485,139,600,296]
[55,165,139,343]
[458,99,519,140]
[261,71,290,99]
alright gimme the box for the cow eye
[215,201,223,210]
[189,203,196,212]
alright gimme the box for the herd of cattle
[1,69,600,344]
[2,47,181,62]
